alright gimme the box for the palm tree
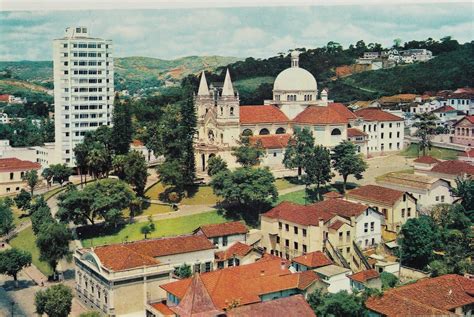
[74,143,89,187]
[87,147,108,179]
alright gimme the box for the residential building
[214,241,261,269]
[345,185,417,232]
[417,159,474,182]
[53,26,114,166]
[157,258,322,315]
[292,251,333,272]
[451,115,474,146]
[74,235,215,316]
[376,172,453,211]
[431,105,464,123]
[0,158,41,195]
[0,113,9,124]
[314,264,352,293]
[348,269,381,291]
[409,99,445,114]
[347,128,369,156]
[194,221,248,249]
[447,90,474,115]
[353,108,405,155]
[366,274,474,316]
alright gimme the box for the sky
[0,3,473,61]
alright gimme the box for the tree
[207,155,228,177]
[124,151,148,197]
[74,142,90,187]
[35,284,73,317]
[283,128,314,176]
[57,179,135,227]
[112,154,127,180]
[111,95,133,155]
[156,160,187,193]
[79,312,103,317]
[399,216,441,270]
[41,168,54,188]
[174,263,192,279]
[232,137,264,167]
[0,248,31,287]
[22,170,39,196]
[451,177,474,219]
[31,204,54,235]
[412,113,438,156]
[302,145,333,201]
[0,201,14,236]
[87,146,110,179]
[210,167,277,212]
[49,164,72,186]
[36,222,72,275]
[332,141,367,192]
[308,289,366,317]
[14,189,32,211]
[140,216,155,239]
[380,271,398,289]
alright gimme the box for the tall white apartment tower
[53,27,114,166]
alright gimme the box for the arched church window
[242,129,253,136]
[331,128,342,136]
[208,130,215,142]
[276,127,286,134]
[230,107,234,116]
[259,128,270,135]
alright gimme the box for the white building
[53,26,114,166]
[314,264,352,293]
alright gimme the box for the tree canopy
[36,222,72,273]
[332,140,367,192]
[0,248,32,286]
[0,200,14,236]
[35,284,73,317]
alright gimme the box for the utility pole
[10,301,15,317]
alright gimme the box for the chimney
[260,270,265,276]
[318,217,324,228]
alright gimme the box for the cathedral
[194,51,404,173]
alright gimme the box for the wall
[354,209,383,249]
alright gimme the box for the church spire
[197,71,210,96]
[222,68,235,96]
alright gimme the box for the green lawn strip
[276,189,308,205]
[400,144,461,160]
[12,206,30,226]
[81,211,227,247]
[9,227,53,276]
[145,182,219,206]
[43,186,65,201]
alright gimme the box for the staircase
[325,239,350,269]
[352,241,372,270]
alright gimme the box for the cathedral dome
[273,67,317,92]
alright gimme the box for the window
[365,239,368,246]
[435,196,439,202]
[364,223,368,233]
[213,238,218,245]
[259,128,270,135]
[346,231,350,242]
[278,222,282,230]
[222,236,228,247]
[371,238,375,245]
[339,232,343,241]
[285,239,289,247]
[10,172,13,180]
[205,262,212,272]
[403,194,406,202]
[276,127,286,134]
[441,196,445,203]
[302,229,307,237]
[401,208,405,218]
[285,224,289,232]
[331,128,341,136]
[347,247,350,253]
[370,222,374,232]
[63,43,68,48]
[407,208,411,217]
[294,242,298,250]
[228,259,234,267]
[381,133,384,139]
[303,245,307,253]
[230,107,234,116]
[397,132,400,138]
[294,226,298,234]
[389,123,392,128]
[194,263,201,273]
[389,132,392,138]
[381,123,384,129]
[218,261,224,269]
[276,236,280,244]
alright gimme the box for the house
[447,91,474,115]
[292,251,333,272]
[0,158,41,195]
[376,172,453,210]
[413,155,440,171]
[214,241,261,269]
[259,199,382,271]
[74,235,216,316]
[194,221,248,249]
[314,264,352,293]
[349,269,381,291]
[451,115,474,146]
[353,108,404,155]
[249,134,291,169]
[365,274,474,316]
[158,257,322,315]
[458,148,474,164]
[345,185,417,232]
[419,160,474,182]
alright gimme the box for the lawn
[400,144,461,160]
[43,186,66,201]
[12,206,30,226]
[9,227,53,276]
[145,182,219,206]
[275,178,300,191]
[80,211,228,247]
[276,189,316,205]
[124,203,174,218]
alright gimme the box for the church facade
[194,51,404,173]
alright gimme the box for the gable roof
[328,220,345,230]
[0,158,41,173]
[413,156,440,164]
[453,115,474,126]
[366,274,474,316]
[430,160,474,176]
[355,108,403,122]
[292,104,349,124]
[377,172,449,190]
[249,134,291,149]
[161,258,319,310]
[292,251,333,269]
[197,221,248,238]
[88,235,215,272]
[432,105,456,113]
[240,105,289,124]
[347,128,367,138]
[346,185,405,206]
[215,242,253,262]
[349,269,380,283]
[226,294,316,317]
[330,102,358,120]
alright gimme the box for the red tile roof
[366,274,474,316]
[0,94,10,102]
[226,294,316,317]
[413,156,440,164]
[346,185,405,206]
[347,128,367,138]
[330,102,358,120]
[454,115,474,125]
[430,160,474,176]
[150,301,175,316]
[131,139,144,147]
[90,235,215,271]
[355,108,404,122]
[292,251,333,268]
[240,105,289,124]
[323,191,343,199]
[432,105,456,113]
[249,134,291,149]
[197,221,248,238]
[328,220,345,230]
[292,104,349,124]
[215,242,253,262]
[161,258,319,310]
[349,269,380,283]
[0,158,41,173]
